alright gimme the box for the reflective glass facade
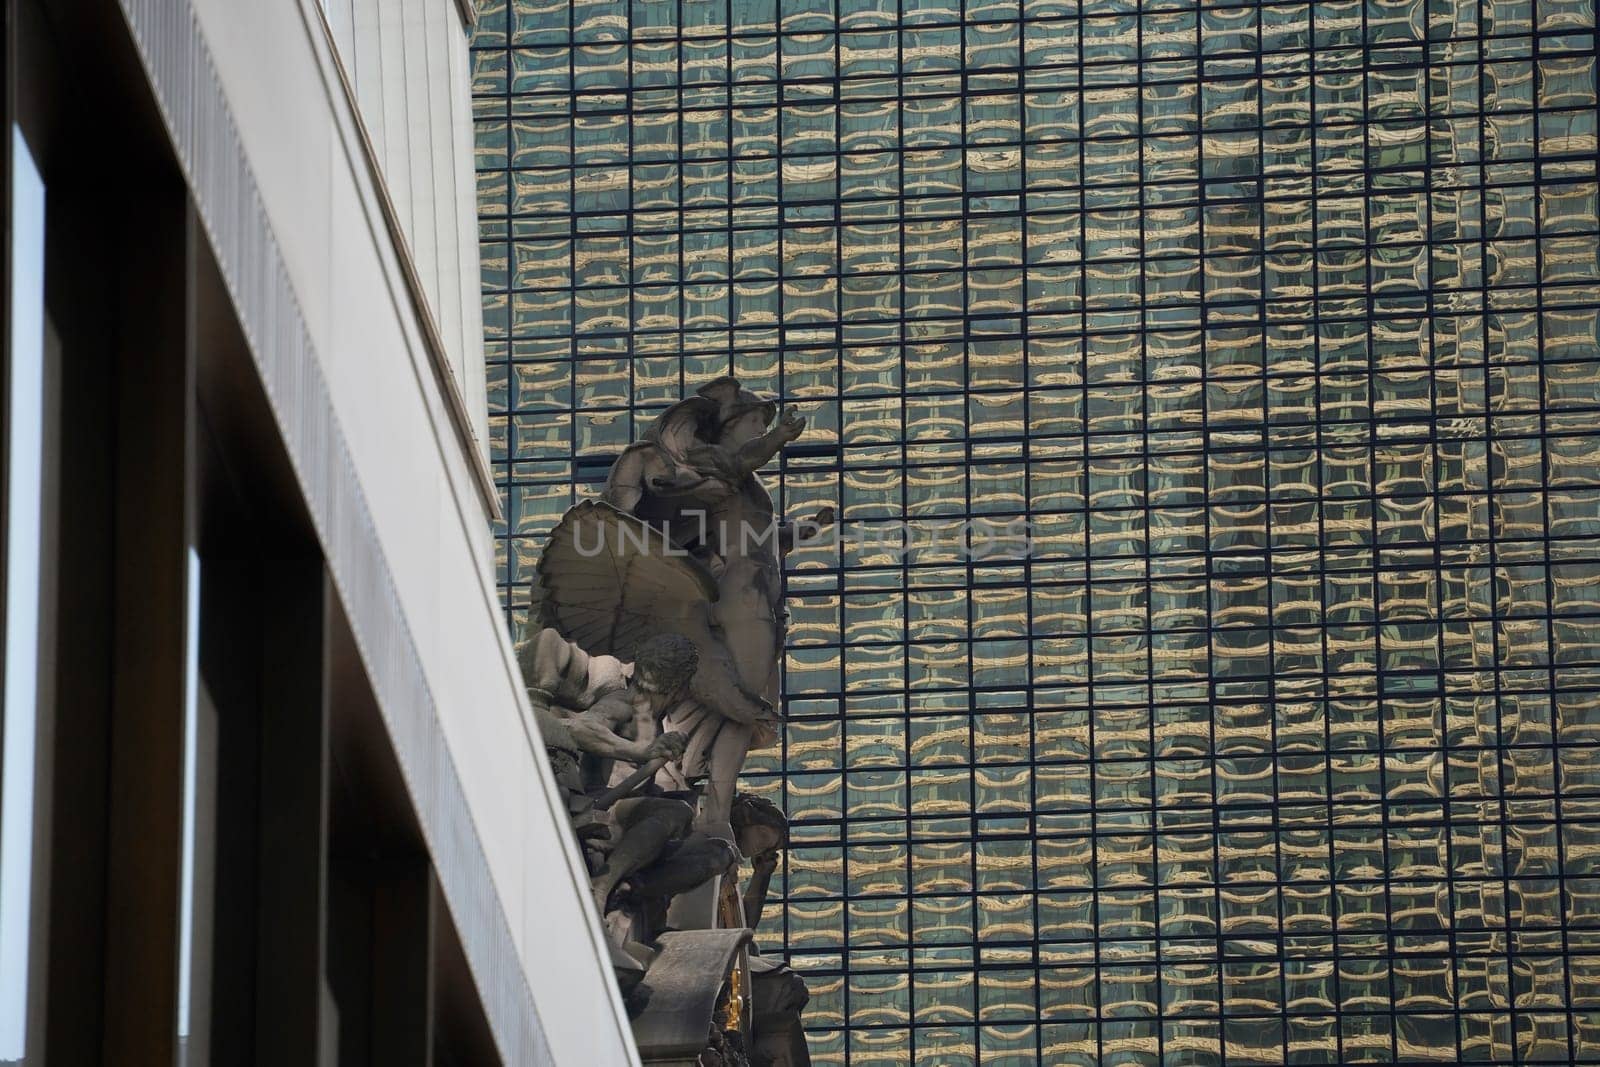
[471,0,1600,1060]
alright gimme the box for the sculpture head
[697,376,776,446]
[630,633,699,706]
[730,792,788,858]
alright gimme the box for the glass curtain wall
[472,0,1600,1060]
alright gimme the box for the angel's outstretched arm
[728,407,807,477]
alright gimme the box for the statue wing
[537,499,719,658]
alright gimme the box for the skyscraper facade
[472,0,1600,1060]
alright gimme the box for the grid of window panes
[471,0,1600,1060]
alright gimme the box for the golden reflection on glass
[475,0,1600,1055]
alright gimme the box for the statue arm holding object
[728,407,807,477]
[568,693,687,765]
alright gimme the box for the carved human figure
[527,382,826,1050]
[517,627,700,915]
[519,626,698,772]
[598,376,830,841]
[730,794,811,1067]
[731,793,788,931]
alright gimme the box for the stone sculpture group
[518,377,824,1066]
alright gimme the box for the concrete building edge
[107,0,639,1062]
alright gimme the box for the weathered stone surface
[631,930,752,1061]
[749,956,811,1067]
[519,378,819,1064]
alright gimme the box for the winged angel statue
[536,377,831,842]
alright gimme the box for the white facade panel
[320,0,484,439]
[447,26,488,450]
[123,0,637,1061]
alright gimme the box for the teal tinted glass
[474,0,1600,1059]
